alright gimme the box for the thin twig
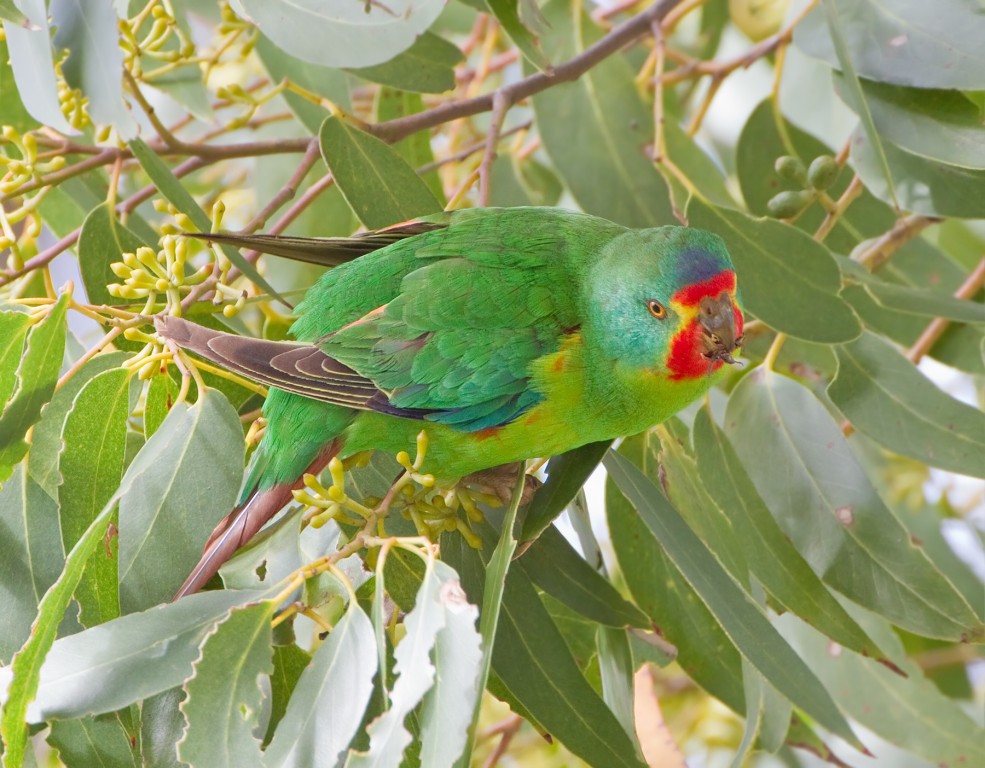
[372,0,685,144]
[0,157,207,288]
[853,214,941,271]
[907,256,985,365]
[242,140,322,232]
[478,91,511,206]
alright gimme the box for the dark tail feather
[185,220,446,267]
[173,440,342,599]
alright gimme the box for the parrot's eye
[647,300,666,319]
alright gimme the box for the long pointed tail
[173,439,343,599]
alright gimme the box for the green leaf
[0,311,30,407]
[530,0,672,228]
[27,351,128,499]
[596,626,640,750]
[127,138,285,301]
[264,644,310,747]
[319,116,442,230]
[118,390,244,611]
[264,600,377,768]
[418,565,483,768]
[604,450,863,750]
[851,128,985,218]
[829,332,985,478]
[794,0,985,90]
[178,602,275,768]
[374,88,445,203]
[51,0,136,138]
[822,0,898,208]
[724,367,983,641]
[843,264,985,324]
[736,97,895,256]
[229,0,447,68]
[453,468,525,768]
[442,527,647,768]
[59,368,131,627]
[140,688,188,768]
[839,78,985,170]
[780,613,985,765]
[348,559,480,768]
[0,589,265,723]
[144,370,179,439]
[0,0,28,26]
[520,440,610,542]
[2,0,75,133]
[686,200,861,342]
[0,464,63,664]
[47,714,139,768]
[0,292,69,484]
[0,40,34,133]
[484,0,550,70]
[518,524,649,629]
[606,436,743,713]
[352,32,464,94]
[690,408,894,664]
[78,203,153,306]
[734,657,790,764]
[254,34,350,134]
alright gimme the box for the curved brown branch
[371,0,686,144]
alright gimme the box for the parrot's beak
[698,293,742,366]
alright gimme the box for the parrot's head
[587,226,743,381]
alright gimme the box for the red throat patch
[666,321,718,381]
[666,270,741,381]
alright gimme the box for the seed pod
[767,190,813,218]
[774,155,807,185]
[807,155,840,191]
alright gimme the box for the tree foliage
[0,0,983,766]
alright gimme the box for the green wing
[164,208,623,432]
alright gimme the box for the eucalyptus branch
[0,157,207,288]
[907,257,985,365]
[372,0,685,144]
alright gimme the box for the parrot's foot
[462,462,542,507]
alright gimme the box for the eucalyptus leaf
[229,0,446,69]
[725,367,984,641]
[352,33,463,94]
[78,204,153,306]
[605,449,862,750]
[59,368,131,627]
[0,292,69,483]
[0,464,63,664]
[118,390,244,611]
[518,524,649,629]
[530,0,672,228]
[829,332,985,478]
[687,201,861,342]
[851,128,985,218]
[795,0,985,90]
[319,116,442,230]
[2,0,75,133]
[178,601,275,768]
[0,589,264,722]
[51,0,136,138]
[264,600,377,768]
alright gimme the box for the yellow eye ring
[647,300,666,319]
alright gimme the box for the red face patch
[666,321,718,381]
[671,270,736,308]
[665,270,740,381]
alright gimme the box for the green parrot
[156,206,743,597]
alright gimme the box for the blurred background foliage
[0,0,983,766]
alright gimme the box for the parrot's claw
[462,462,542,507]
